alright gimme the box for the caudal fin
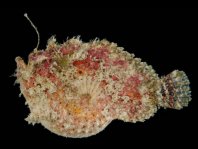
[160,70,191,110]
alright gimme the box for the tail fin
[160,70,191,110]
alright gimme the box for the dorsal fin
[24,13,40,51]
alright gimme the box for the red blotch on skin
[60,45,79,55]
[126,75,142,86]
[112,59,128,69]
[73,47,111,73]
[73,57,100,73]
[73,48,110,72]
[88,48,109,60]
[35,60,61,86]
[73,60,84,66]
[100,80,108,88]
[48,73,60,84]
[88,47,111,67]
[119,75,142,100]
[36,68,49,77]
[36,60,51,77]
[124,89,142,100]
[60,48,71,55]
[111,75,119,81]
[43,60,51,69]
[88,60,100,70]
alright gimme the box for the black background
[1,8,197,143]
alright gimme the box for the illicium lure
[15,14,191,138]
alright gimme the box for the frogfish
[15,14,191,138]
